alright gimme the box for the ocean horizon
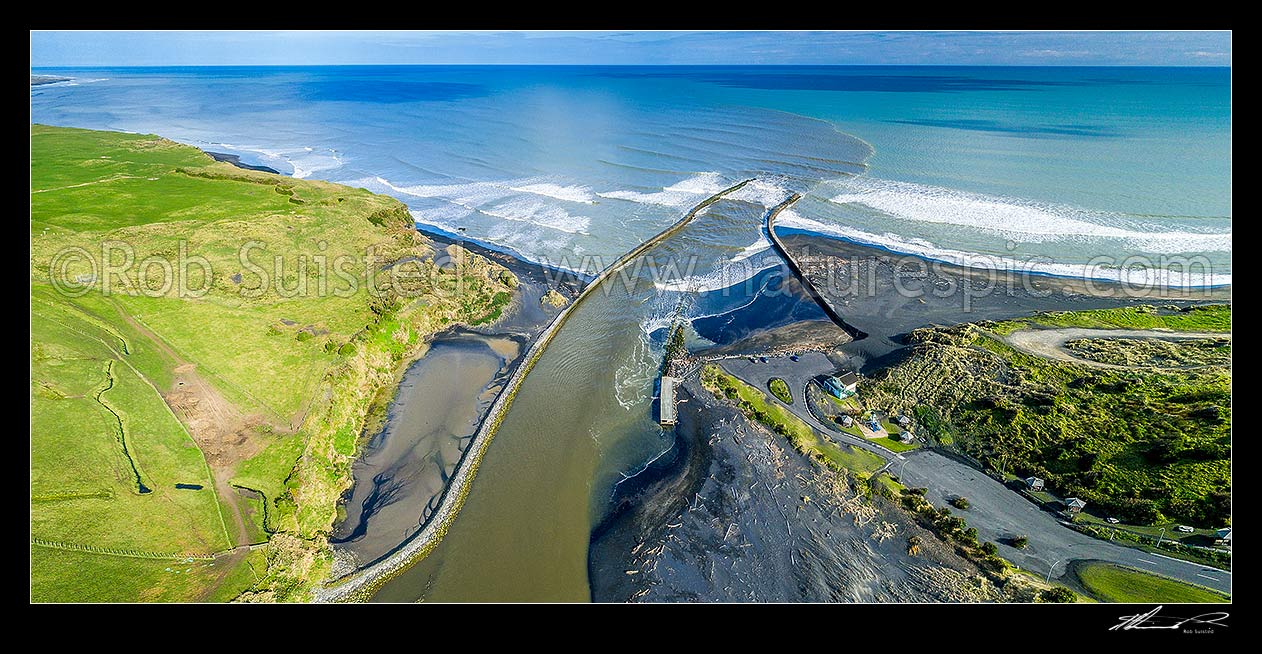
[31,64,1232,287]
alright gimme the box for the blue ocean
[30,65,1232,286]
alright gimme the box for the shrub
[768,378,793,405]
[337,343,357,357]
[1013,535,1029,549]
[980,541,998,557]
[296,331,313,342]
[1039,587,1076,603]
[950,496,971,510]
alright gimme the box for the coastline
[315,179,754,602]
[30,74,71,86]
[206,147,1231,602]
[203,151,282,175]
[774,225,1232,294]
[210,147,1228,300]
[328,270,572,574]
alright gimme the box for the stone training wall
[316,179,753,602]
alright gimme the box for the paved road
[713,352,1231,596]
[898,450,1231,594]
[718,354,896,463]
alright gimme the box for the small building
[897,414,912,428]
[899,431,916,444]
[839,414,854,428]
[1215,528,1232,546]
[822,371,859,398]
[1065,497,1087,513]
[1025,476,1045,491]
[659,376,679,426]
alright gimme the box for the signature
[1111,606,1229,631]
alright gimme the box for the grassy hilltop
[30,125,517,601]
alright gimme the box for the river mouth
[331,232,576,573]
[367,183,1210,602]
[331,333,518,567]
[370,193,837,602]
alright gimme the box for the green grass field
[702,365,884,478]
[1076,562,1228,603]
[989,304,1231,335]
[31,125,516,602]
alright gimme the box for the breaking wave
[777,209,1231,288]
[826,177,1231,254]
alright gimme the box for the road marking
[1197,573,1220,582]
[1137,558,1158,566]
[1142,550,1232,573]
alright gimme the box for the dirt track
[1002,327,1230,370]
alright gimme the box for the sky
[30,31,1232,67]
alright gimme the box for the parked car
[1106,517,1120,524]
[1176,525,1195,533]
[789,355,799,362]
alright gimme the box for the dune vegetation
[866,309,1231,528]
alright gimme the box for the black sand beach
[329,225,583,574]
[588,230,1230,601]
[204,151,282,175]
[589,382,1000,602]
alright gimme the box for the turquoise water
[31,65,1230,286]
[32,64,1232,601]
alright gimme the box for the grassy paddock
[31,125,517,602]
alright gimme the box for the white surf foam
[731,236,773,262]
[209,142,343,179]
[653,248,783,294]
[508,182,596,204]
[726,178,794,208]
[360,176,593,234]
[371,178,513,206]
[479,198,591,235]
[598,172,729,208]
[827,177,1231,254]
[778,210,1230,288]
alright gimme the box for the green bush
[296,331,313,342]
[950,496,971,510]
[1013,536,1029,549]
[337,343,356,357]
[768,378,793,405]
[1039,587,1077,603]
